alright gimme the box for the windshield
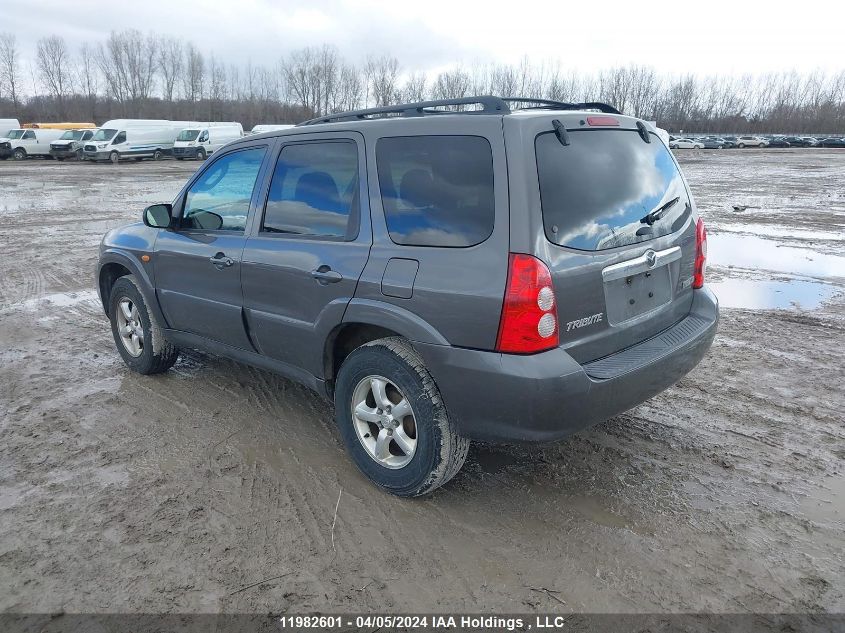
[60,130,84,140]
[536,129,691,251]
[8,130,25,139]
[177,129,200,141]
[92,128,117,141]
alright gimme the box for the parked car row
[668,132,845,150]
[0,119,297,163]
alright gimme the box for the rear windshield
[536,129,691,251]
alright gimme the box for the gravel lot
[0,150,843,617]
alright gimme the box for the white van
[250,124,294,135]
[3,128,65,160]
[172,122,244,160]
[83,120,200,163]
[0,119,19,137]
[49,128,99,160]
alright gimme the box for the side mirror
[143,203,173,228]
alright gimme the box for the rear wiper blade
[641,196,680,225]
[552,119,570,146]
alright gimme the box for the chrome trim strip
[602,246,682,282]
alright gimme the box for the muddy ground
[0,150,843,617]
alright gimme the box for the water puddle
[708,233,845,279]
[710,278,838,310]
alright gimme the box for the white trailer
[82,120,201,163]
[172,122,244,160]
[250,124,294,135]
[3,128,65,160]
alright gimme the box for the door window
[182,147,267,232]
[261,141,359,239]
[23,130,35,140]
[113,131,126,144]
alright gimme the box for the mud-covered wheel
[197,148,207,161]
[13,147,26,161]
[153,150,163,161]
[109,150,119,164]
[108,275,179,375]
[334,337,469,497]
[76,148,84,161]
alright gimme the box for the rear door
[506,115,699,363]
[154,141,272,349]
[240,131,371,378]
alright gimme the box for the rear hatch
[505,112,699,364]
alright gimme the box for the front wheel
[153,150,163,161]
[196,148,207,161]
[334,337,469,497]
[109,151,119,164]
[76,149,84,161]
[738,143,745,148]
[13,148,26,161]
[109,275,179,374]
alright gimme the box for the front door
[154,143,271,350]
[240,133,371,377]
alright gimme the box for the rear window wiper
[552,119,570,146]
[640,196,680,225]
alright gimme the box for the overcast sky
[5,0,845,82]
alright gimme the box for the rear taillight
[693,218,707,289]
[496,254,559,354]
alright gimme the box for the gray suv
[97,96,718,496]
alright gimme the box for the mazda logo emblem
[645,250,657,267]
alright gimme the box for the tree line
[1,29,844,133]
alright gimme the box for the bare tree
[158,36,182,103]
[36,35,73,118]
[183,43,205,104]
[364,55,400,107]
[78,43,99,121]
[402,71,427,102]
[0,32,22,112]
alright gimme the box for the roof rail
[501,97,622,115]
[297,96,510,126]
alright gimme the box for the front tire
[109,151,119,164]
[109,275,179,375]
[13,148,26,161]
[197,148,207,161]
[334,337,469,497]
[153,150,163,161]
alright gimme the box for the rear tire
[108,275,179,375]
[334,337,469,497]
[153,150,163,161]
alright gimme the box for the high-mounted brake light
[496,254,559,354]
[586,116,620,126]
[692,218,707,289]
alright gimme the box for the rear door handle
[209,252,235,269]
[311,266,343,284]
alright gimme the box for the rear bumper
[416,287,719,442]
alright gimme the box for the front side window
[262,141,359,239]
[23,130,35,140]
[536,129,691,251]
[376,135,494,248]
[113,132,126,144]
[182,147,267,232]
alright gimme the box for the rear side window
[536,129,691,251]
[262,141,358,239]
[377,136,494,247]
